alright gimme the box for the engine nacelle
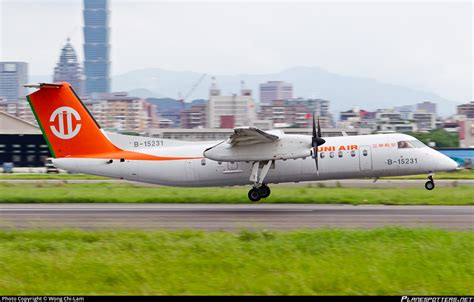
[204,134,312,162]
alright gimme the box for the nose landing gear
[425,174,435,190]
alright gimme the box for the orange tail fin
[26,82,118,158]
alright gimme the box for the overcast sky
[0,0,472,102]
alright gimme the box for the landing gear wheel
[425,181,435,190]
[248,188,261,202]
[259,184,271,198]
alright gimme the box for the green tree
[407,129,459,148]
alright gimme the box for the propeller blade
[311,113,324,175]
[314,146,319,174]
[312,113,317,142]
[317,116,322,138]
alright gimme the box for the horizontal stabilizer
[24,83,64,89]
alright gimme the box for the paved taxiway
[1,204,472,230]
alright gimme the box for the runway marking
[1,204,472,231]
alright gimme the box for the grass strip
[0,228,472,295]
[0,183,472,205]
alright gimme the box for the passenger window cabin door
[185,160,197,181]
[359,145,373,171]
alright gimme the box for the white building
[459,117,474,148]
[259,81,293,106]
[375,109,416,133]
[394,105,414,120]
[0,99,37,126]
[85,92,158,133]
[207,80,257,128]
[410,111,436,132]
[416,101,437,116]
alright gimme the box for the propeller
[311,113,326,174]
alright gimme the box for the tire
[425,181,435,190]
[248,188,261,202]
[259,185,271,198]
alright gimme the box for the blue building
[0,62,28,100]
[83,0,110,95]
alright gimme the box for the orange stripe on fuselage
[69,150,202,161]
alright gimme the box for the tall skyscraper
[53,39,85,97]
[259,81,293,106]
[0,62,28,100]
[83,0,110,95]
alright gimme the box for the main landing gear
[248,184,271,202]
[248,161,273,202]
[425,174,435,190]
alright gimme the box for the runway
[1,204,472,231]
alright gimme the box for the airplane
[24,82,459,202]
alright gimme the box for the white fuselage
[53,133,458,187]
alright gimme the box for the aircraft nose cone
[431,150,459,172]
[445,157,459,171]
[437,153,458,172]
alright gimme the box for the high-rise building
[53,39,85,97]
[459,117,474,148]
[259,98,332,128]
[180,104,207,129]
[416,101,437,116]
[83,0,110,95]
[375,109,415,132]
[259,81,293,106]
[457,101,474,118]
[207,79,257,128]
[410,111,436,131]
[0,99,36,125]
[394,105,414,119]
[340,108,361,122]
[0,62,28,100]
[85,92,158,133]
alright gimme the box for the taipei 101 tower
[83,0,110,95]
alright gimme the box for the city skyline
[0,0,472,103]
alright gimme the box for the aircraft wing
[204,127,312,162]
[228,127,279,146]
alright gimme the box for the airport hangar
[0,111,50,167]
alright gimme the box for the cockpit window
[410,140,427,148]
[398,140,426,149]
[397,141,414,148]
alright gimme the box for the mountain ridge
[112,66,459,116]
[31,66,460,117]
